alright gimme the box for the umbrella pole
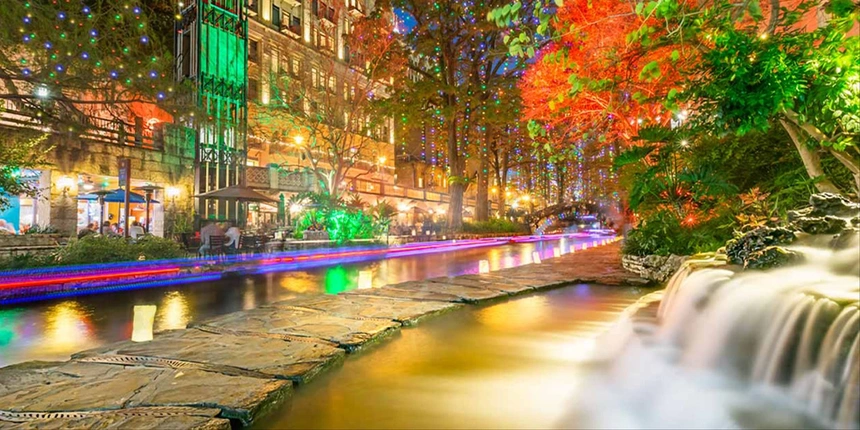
[99,196,106,235]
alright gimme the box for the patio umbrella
[78,189,158,204]
[194,185,278,203]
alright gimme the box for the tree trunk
[556,166,566,204]
[828,148,860,196]
[779,119,841,194]
[476,133,490,221]
[446,114,464,231]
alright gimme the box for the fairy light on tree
[0,0,174,128]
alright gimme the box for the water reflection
[259,285,644,429]
[1,237,598,367]
[155,291,189,331]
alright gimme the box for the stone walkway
[0,241,636,429]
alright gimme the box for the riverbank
[0,234,596,305]
[0,239,638,429]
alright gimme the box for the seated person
[224,223,241,253]
[198,221,224,255]
[129,221,145,239]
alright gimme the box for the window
[291,57,301,76]
[248,78,259,101]
[272,5,281,27]
[249,40,259,63]
[311,67,320,88]
[328,75,336,92]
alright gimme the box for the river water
[259,284,646,429]
[0,236,593,367]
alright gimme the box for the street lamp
[34,86,50,99]
[56,175,75,195]
[135,184,164,233]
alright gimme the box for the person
[129,221,145,239]
[198,220,224,255]
[102,221,119,237]
[0,219,16,235]
[224,222,241,253]
[111,223,122,236]
[78,222,96,239]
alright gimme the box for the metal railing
[0,100,164,150]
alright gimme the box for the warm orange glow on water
[259,285,645,429]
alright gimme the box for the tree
[0,0,176,127]
[677,0,860,194]
[251,5,406,199]
[251,6,406,199]
[393,0,535,229]
[0,131,50,210]
[500,0,859,195]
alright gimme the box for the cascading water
[567,227,859,429]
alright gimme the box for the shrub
[462,218,528,234]
[131,235,185,260]
[55,235,185,265]
[623,210,733,257]
[0,253,57,270]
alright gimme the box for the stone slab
[346,281,508,303]
[0,407,229,430]
[72,328,344,384]
[192,307,400,351]
[265,295,462,326]
[0,361,291,426]
[428,275,536,295]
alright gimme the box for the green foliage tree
[0,131,50,210]
[390,0,535,229]
[0,0,176,125]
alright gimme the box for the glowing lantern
[358,271,373,289]
[131,305,157,342]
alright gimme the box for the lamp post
[135,185,164,233]
[90,190,113,235]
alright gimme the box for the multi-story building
[239,0,460,227]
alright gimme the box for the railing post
[134,116,143,146]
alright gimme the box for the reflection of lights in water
[0,309,23,346]
[279,272,318,294]
[243,283,256,310]
[325,266,352,295]
[477,296,549,330]
[155,291,188,331]
[44,302,93,350]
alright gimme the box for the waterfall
[570,231,860,429]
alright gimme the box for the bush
[0,253,57,270]
[130,235,186,260]
[623,210,733,257]
[462,218,528,234]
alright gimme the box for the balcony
[313,0,336,24]
[347,2,364,16]
[279,16,302,38]
[245,0,258,16]
[245,166,316,192]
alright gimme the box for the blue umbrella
[78,189,159,204]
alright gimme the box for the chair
[203,235,225,257]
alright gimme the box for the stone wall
[47,126,197,235]
[621,254,687,283]
[0,234,61,257]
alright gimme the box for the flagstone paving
[0,241,633,429]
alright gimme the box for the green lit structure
[176,0,248,221]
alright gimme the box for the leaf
[554,0,564,7]
[671,49,680,62]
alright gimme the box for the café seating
[199,235,225,257]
